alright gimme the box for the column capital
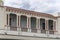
[16,14,21,16]
[27,15,31,18]
[7,13,10,14]
[53,19,56,21]
[45,18,49,20]
[36,17,40,19]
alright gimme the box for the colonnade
[6,13,56,34]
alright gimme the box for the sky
[4,0,60,16]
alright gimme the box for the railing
[1,25,59,39]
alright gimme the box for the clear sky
[4,0,60,16]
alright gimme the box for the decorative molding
[5,6,57,19]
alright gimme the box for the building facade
[0,0,60,40]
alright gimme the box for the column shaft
[18,15,21,34]
[53,21,56,31]
[17,15,19,31]
[8,14,10,26]
[17,15,19,27]
[45,20,48,34]
[53,21,56,34]
[28,17,31,32]
[7,14,10,30]
[36,18,40,33]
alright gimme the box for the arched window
[9,13,17,31]
[31,17,36,28]
[31,17,37,33]
[48,20,53,30]
[40,18,45,30]
[40,18,46,33]
[48,20,54,34]
[20,15,27,32]
[20,15,27,28]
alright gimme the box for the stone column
[17,15,18,27]
[53,21,56,31]
[17,14,19,31]
[7,14,10,26]
[53,20,56,34]
[17,14,21,35]
[19,15,21,32]
[17,14,21,31]
[27,17,28,28]
[17,14,21,32]
[27,16,31,32]
[39,18,41,33]
[7,14,10,30]
[45,19,49,34]
[36,17,40,33]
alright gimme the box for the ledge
[0,30,59,39]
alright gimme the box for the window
[9,14,17,27]
[48,20,54,34]
[20,15,28,32]
[20,15,27,28]
[40,19,45,30]
[31,17,36,29]
[31,17,37,33]
[9,14,17,31]
[48,20,53,30]
[40,18,46,33]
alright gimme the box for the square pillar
[15,14,18,31]
[45,19,49,34]
[17,15,19,28]
[36,18,41,33]
[6,14,10,31]
[53,20,57,34]
[19,15,21,32]
[17,14,21,34]
[27,16,31,32]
